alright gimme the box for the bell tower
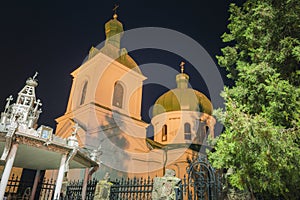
[54,10,149,177]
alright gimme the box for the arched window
[184,123,191,133]
[162,125,167,141]
[112,81,124,108]
[80,81,88,105]
[184,123,192,140]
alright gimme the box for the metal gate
[186,155,223,200]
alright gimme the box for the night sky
[0,1,242,131]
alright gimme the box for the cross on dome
[180,61,185,73]
[113,4,119,19]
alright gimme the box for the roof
[99,44,142,74]
[0,131,98,170]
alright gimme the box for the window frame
[112,81,124,108]
[80,81,88,105]
[162,124,167,142]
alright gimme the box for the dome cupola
[152,62,213,117]
[104,5,124,49]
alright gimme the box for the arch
[162,124,167,141]
[80,81,88,105]
[112,81,124,108]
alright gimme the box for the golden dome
[152,72,213,117]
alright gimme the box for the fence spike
[140,177,144,185]
[126,177,130,185]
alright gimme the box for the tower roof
[87,9,142,74]
[104,14,124,38]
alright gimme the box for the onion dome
[104,14,124,49]
[25,75,38,87]
[86,8,143,74]
[152,64,213,117]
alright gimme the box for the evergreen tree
[209,0,300,199]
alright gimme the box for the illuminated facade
[54,13,216,180]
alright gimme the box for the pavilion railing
[2,173,56,200]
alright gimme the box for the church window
[184,123,191,133]
[184,123,191,140]
[113,81,124,108]
[206,126,209,135]
[162,124,167,141]
[80,81,88,105]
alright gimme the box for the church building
[52,12,216,180]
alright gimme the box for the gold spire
[180,61,185,73]
[113,4,119,19]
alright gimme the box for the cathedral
[53,12,216,180]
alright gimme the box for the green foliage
[209,0,300,199]
[211,98,300,198]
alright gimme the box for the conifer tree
[209,1,300,199]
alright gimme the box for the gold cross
[113,4,119,14]
[180,61,185,73]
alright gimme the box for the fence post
[81,168,89,200]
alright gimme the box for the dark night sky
[0,1,242,130]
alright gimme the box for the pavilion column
[0,143,19,199]
[54,154,67,199]
[30,169,40,200]
[81,168,89,200]
[82,165,99,200]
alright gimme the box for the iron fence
[110,176,153,200]
[2,154,226,199]
[65,177,153,200]
[65,176,187,200]
[65,179,98,200]
[65,157,224,200]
